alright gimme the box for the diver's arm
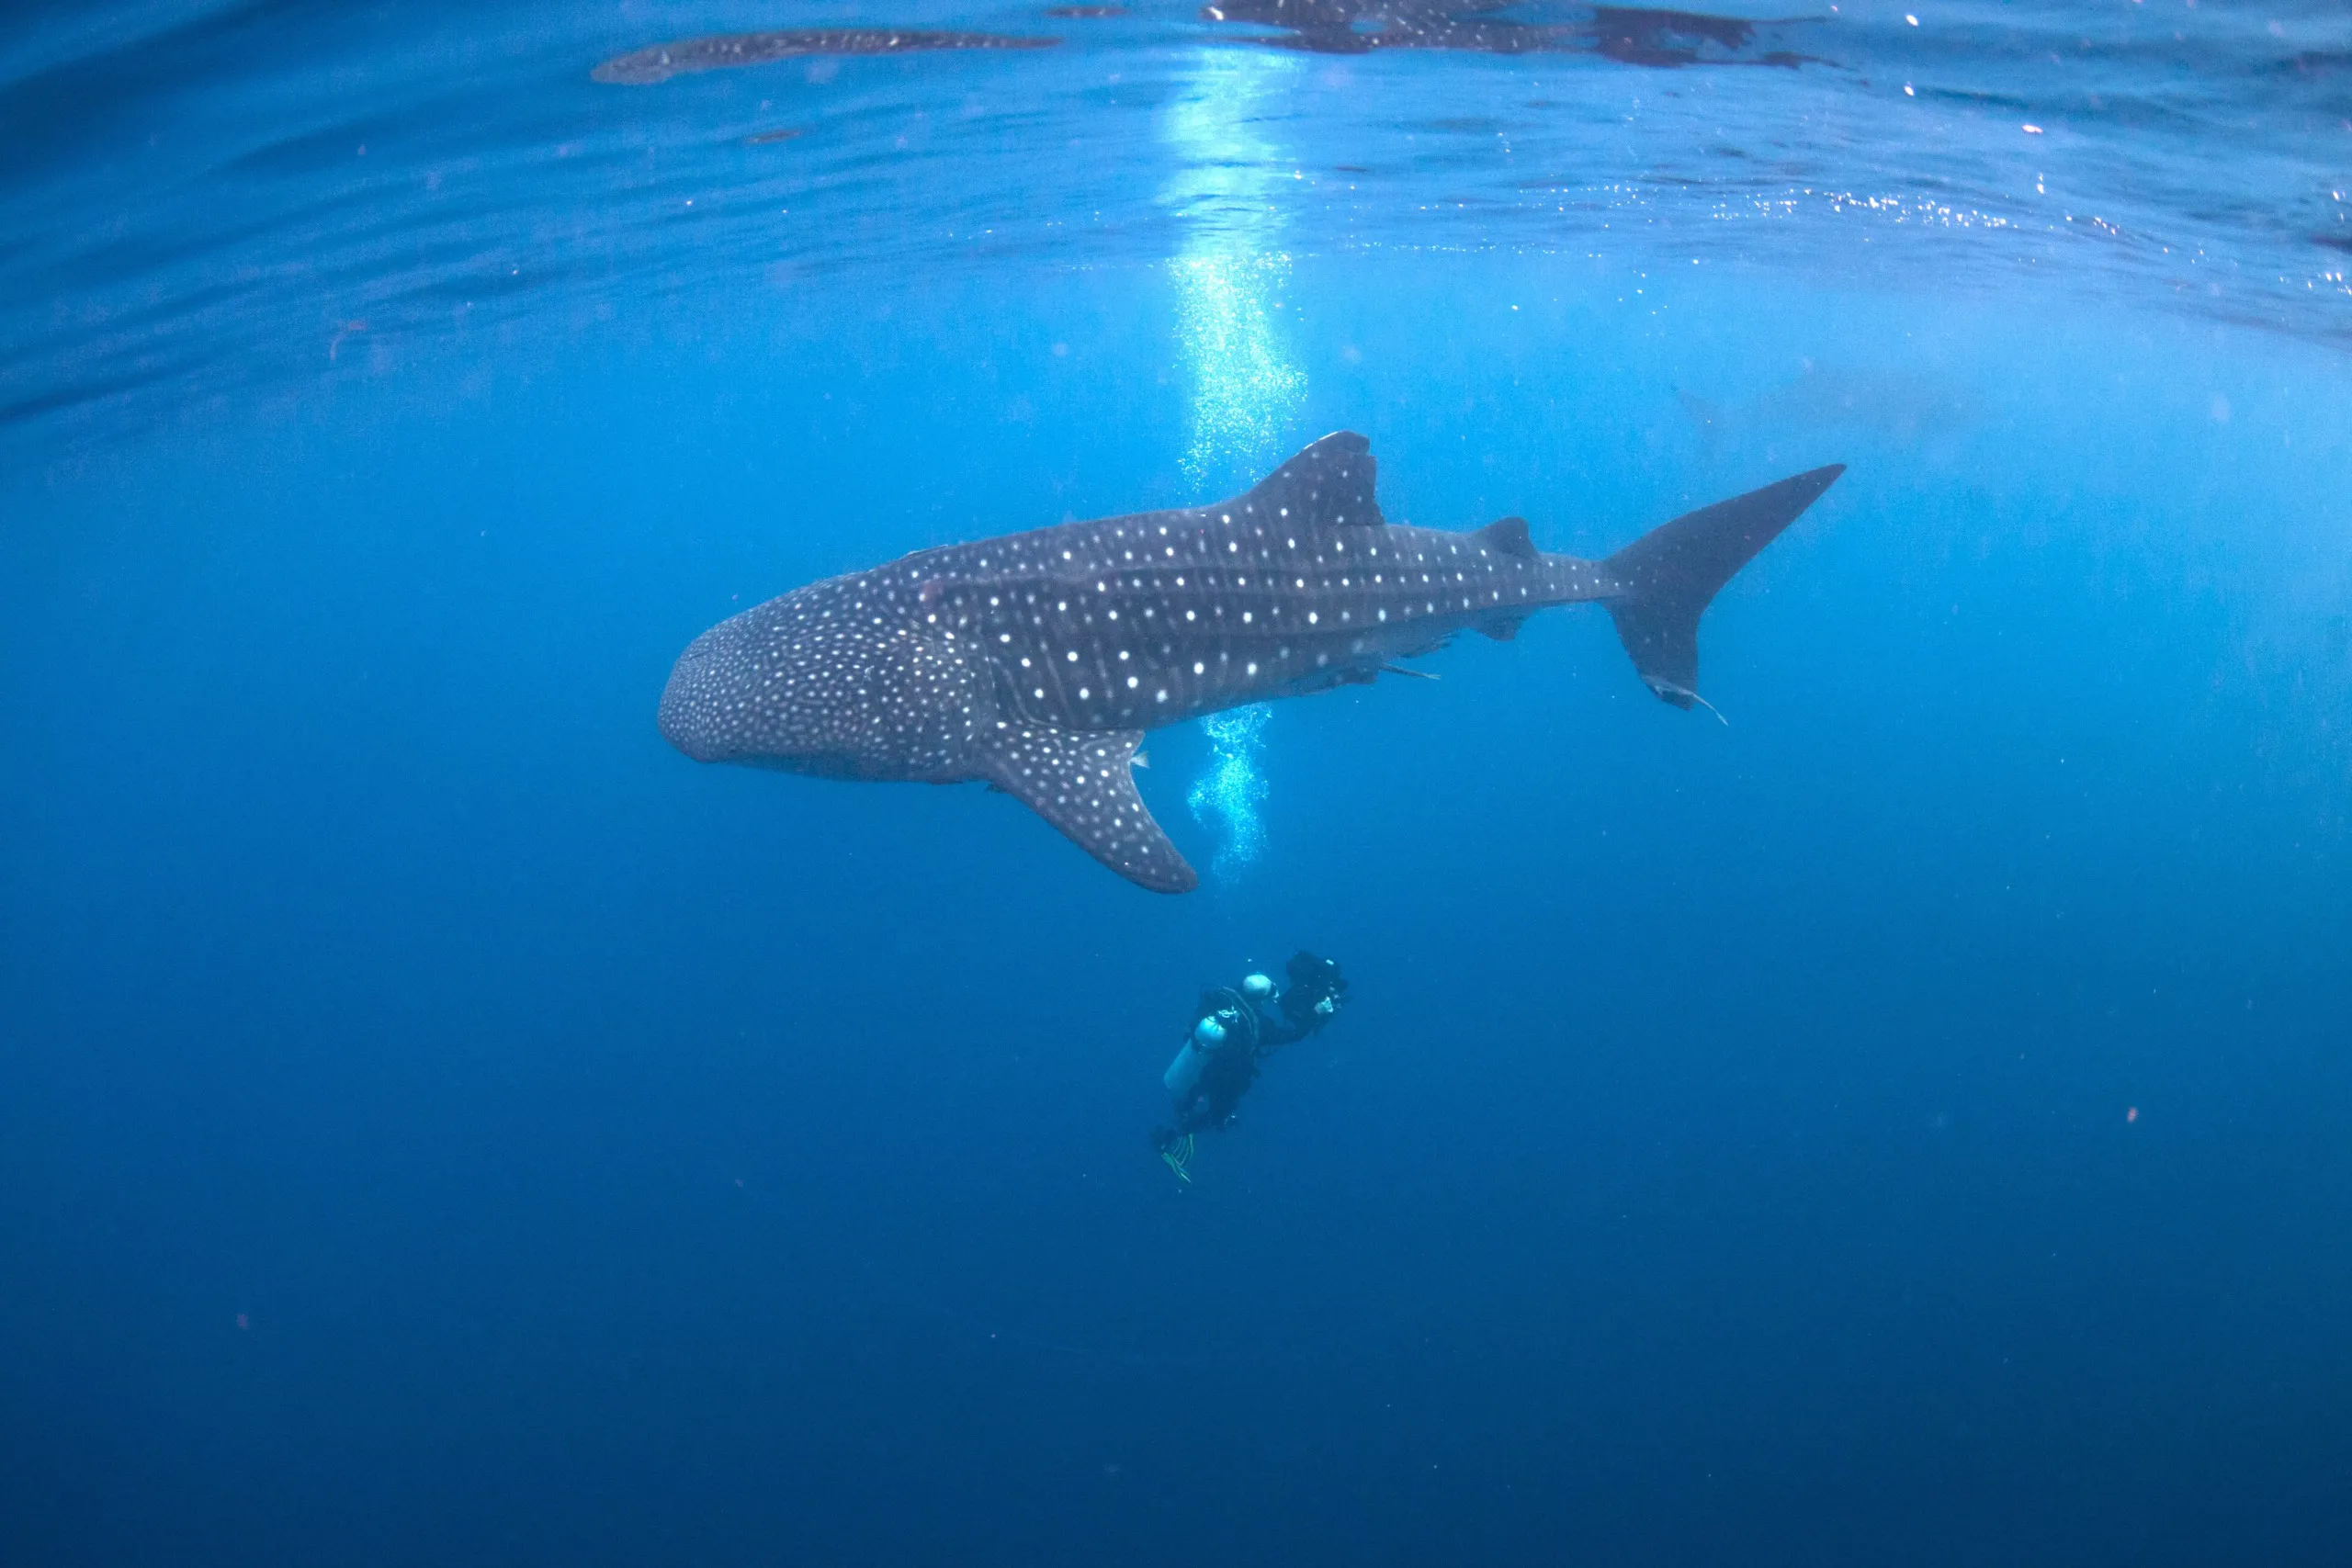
[1251,999,1314,1050]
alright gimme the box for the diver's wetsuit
[1173,990,1308,1134]
[1161,953,1348,1141]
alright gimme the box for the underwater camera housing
[1282,951,1348,1023]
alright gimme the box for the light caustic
[1163,48,1301,880]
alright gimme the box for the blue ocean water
[4,3,2350,1563]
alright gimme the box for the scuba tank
[1162,1013,1227,1101]
[1162,988,1259,1103]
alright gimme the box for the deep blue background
[5,259,2349,1565]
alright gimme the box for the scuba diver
[1153,951,1349,1182]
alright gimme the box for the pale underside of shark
[658,433,1843,891]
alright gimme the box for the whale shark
[659,434,1841,892]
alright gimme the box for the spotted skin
[658,433,1843,892]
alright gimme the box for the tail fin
[1603,465,1844,708]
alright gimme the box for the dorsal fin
[1231,432,1384,528]
[1472,515,1539,559]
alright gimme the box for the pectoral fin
[978,723,1197,893]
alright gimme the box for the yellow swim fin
[1159,1134,1194,1184]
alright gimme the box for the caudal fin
[1603,465,1844,709]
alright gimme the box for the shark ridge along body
[659,433,1843,892]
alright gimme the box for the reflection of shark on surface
[592,28,1058,85]
[660,434,1841,891]
[1198,2,1822,65]
[586,7,1819,82]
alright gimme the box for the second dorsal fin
[1472,515,1539,559]
[1231,432,1385,528]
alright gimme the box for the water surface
[3,5,2349,1565]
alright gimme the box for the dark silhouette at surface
[594,28,1060,85]
[1197,2,1819,66]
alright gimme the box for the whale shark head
[657,584,987,782]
